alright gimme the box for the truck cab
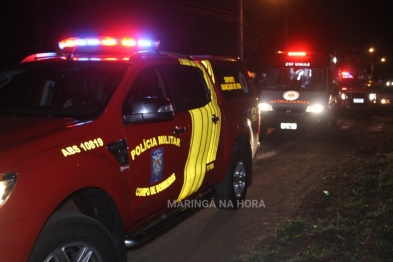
[0,37,260,261]
[258,51,339,134]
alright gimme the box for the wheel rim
[44,241,103,262]
[233,160,246,198]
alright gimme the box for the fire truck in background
[336,69,377,118]
[258,50,339,135]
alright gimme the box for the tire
[214,145,251,210]
[28,211,120,262]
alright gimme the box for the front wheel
[28,211,120,262]
[214,145,251,210]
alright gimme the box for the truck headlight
[306,104,324,113]
[341,93,347,100]
[381,99,390,104]
[0,173,18,205]
[258,103,273,112]
[369,93,376,101]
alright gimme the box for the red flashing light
[288,52,306,56]
[341,71,353,79]
[101,38,117,46]
[121,38,136,46]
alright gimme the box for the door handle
[173,126,186,134]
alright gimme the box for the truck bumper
[260,111,334,130]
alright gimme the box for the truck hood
[0,116,83,163]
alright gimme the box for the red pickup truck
[0,37,260,261]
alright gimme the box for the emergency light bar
[341,72,353,79]
[72,57,130,61]
[288,52,306,56]
[58,37,159,50]
[21,52,58,62]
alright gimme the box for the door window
[166,65,210,111]
[122,66,173,118]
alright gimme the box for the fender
[3,150,130,220]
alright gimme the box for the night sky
[1,0,392,79]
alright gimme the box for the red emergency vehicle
[0,37,260,261]
[336,70,376,118]
[259,50,339,134]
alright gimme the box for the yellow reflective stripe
[204,98,220,162]
[177,60,221,201]
[201,60,215,83]
[178,58,198,67]
[203,60,221,163]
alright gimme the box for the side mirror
[123,97,174,124]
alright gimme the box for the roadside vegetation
[242,132,393,261]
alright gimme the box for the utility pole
[284,0,288,49]
[238,0,244,60]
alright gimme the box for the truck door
[165,63,222,201]
[123,65,190,223]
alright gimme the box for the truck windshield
[264,67,327,91]
[0,61,128,119]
